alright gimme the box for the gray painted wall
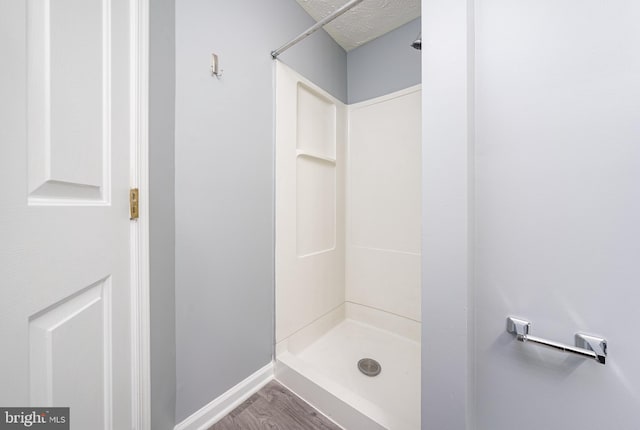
[149,0,176,428]
[347,18,421,104]
[174,0,346,422]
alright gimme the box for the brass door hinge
[130,188,139,220]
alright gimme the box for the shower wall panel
[346,88,422,322]
[275,62,346,343]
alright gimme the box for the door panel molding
[29,277,113,429]
[27,0,112,206]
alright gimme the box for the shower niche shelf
[296,150,336,164]
[296,82,336,160]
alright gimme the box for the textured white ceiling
[295,0,420,51]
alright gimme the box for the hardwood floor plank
[263,382,340,430]
[208,381,341,430]
[228,392,261,419]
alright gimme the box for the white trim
[174,362,275,430]
[130,0,150,429]
[421,0,474,428]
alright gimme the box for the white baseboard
[174,362,274,430]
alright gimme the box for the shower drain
[357,358,381,377]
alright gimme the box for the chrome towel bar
[506,317,607,365]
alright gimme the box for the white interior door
[0,0,135,428]
[473,2,640,428]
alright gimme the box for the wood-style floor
[209,380,342,430]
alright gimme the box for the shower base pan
[275,302,421,430]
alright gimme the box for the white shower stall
[274,61,421,429]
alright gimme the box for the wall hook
[211,53,223,78]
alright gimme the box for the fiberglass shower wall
[275,60,421,345]
[347,88,422,323]
[275,61,347,343]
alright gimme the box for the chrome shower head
[411,35,421,50]
[411,32,421,50]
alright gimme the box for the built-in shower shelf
[296,150,336,164]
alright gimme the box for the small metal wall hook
[211,53,223,78]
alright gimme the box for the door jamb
[130,0,150,428]
[421,0,475,428]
